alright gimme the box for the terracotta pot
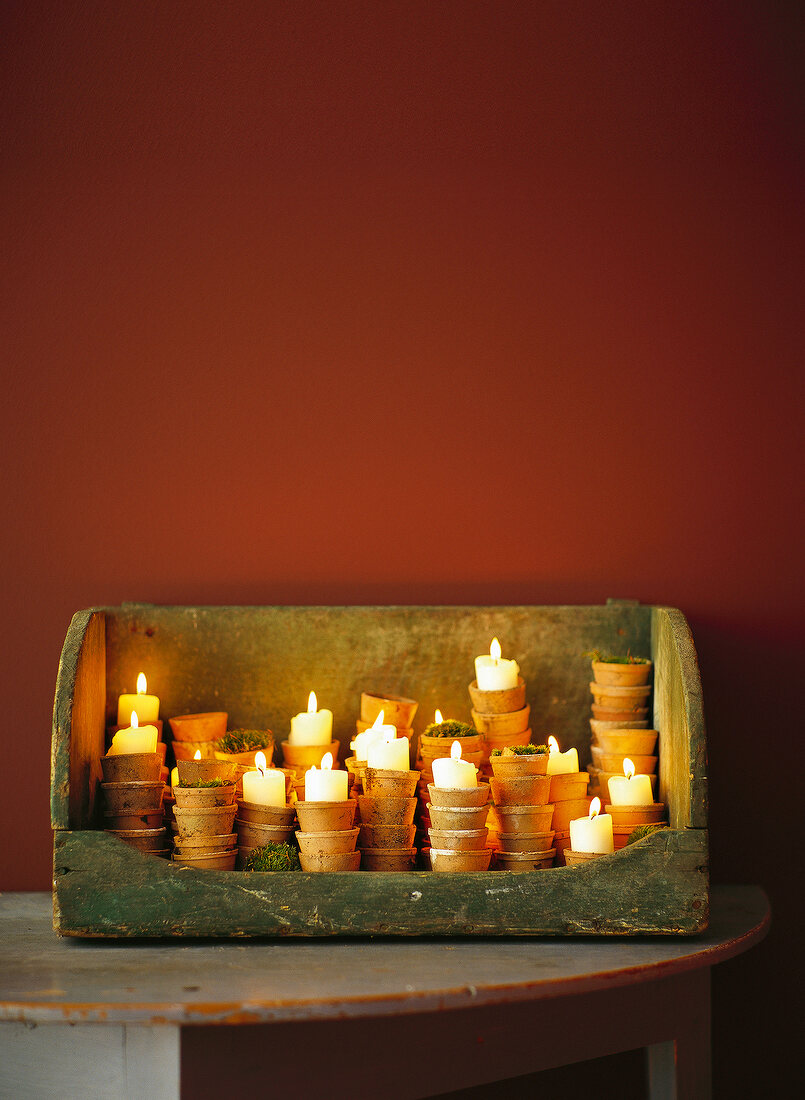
[551,797,592,833]
[295,799,356,833]
[298,848,361,872]
[358,823,417,848]
[592,660,652,687]
[171,738,219,761]
[496,829,555,853]
[591,704,649,721]
[104,808,164,830]
[429,848,492,872]
[548,772,590,802]
[589,718,650,735]
[169,712,228,743]
[495,849,555,871]
[593,729,658,756]
[172,849,237,871]
[101,753,162,784]
[357,795,417,826]
[236,818,296,847]
[360,847,417,871]
[553,830,571,864]
[419,732,482,757]
[173,783,236,809]
[176,758,237,784]
[214,744,274,768]
[490,773,551,807]
[362,768,419,799]
[467,677,526,715]
[565,849,608,866]
[345,756,368,793]
[237,800,294,827]
[470,704,530,737]
[173,803,237,838]
[489,752,548,779]
[102,781,164,814]
[606,803,667,827]
[172,832,237,852]
[280,740,341,769]
[589,682,652,708]
[360,691,418,728]
[590,745,657,773]
[428,827,488,852]
[105,827,167,852]
[426,803,489,831]
[427,782,490,809]
[490,804,554,833]
[296,827,359,858]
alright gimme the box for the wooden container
[52,601,707,936]
[468,678,526,715]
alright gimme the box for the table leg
[647,969,711,1100]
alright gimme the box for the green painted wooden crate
[51,601,707,937]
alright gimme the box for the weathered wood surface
[53,828,708,938]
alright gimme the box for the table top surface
[0,886,769,1026]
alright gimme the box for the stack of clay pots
[357,766,419,870]
[549,763,591,867]
[236,799,296,869]
[279,736,341,802]
[427,778,492,871]
[586,656,656,804]
[488,749,555,871]
[169,711,228,763]
[470,683,531,777]
[295,796,359,871]
[101,750,168,858]
[416,725,483,848]
[171,758,238,870]
[349,692,418,795]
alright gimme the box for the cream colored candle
[608,758,654,806]
[367,732,409,771]
[569,798,614,853]
[243,751,285,806]
[351,710,396,761]
[108,711,158,755]
[117,673,160,726]
[431,741,478,788]
[305,752,348,801]
[475,638,519,690]
[289,691,333,745]
[170,766,179,788]
[546,735,579,775]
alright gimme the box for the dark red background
[2,2,801,1095]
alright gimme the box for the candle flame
[589,797,601,819]
[450,740,463,761]
[136,673,147,694]
[255,750,267,775]
[321,751,333,771]
[435,709,443,724]
[490,637,502,661]
[307,691,317,713]
[623,757,635,779]
[371,711,385,728]
[194,749,201,760]
[131,711,139,729]
[548,735,559,753]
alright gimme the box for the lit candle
[475,638,519,691]
[107,711,159,755]
[431,741,478,788]
[350,710,396,761]
[170,766,179,788]
[304,752,349,801]
[570,797,614,853]
[243,751,286,806]
[546,735,579,775]
[117,673,160,727]
[289,691,333,745]
[367,730,410,771]
[607,758,654,806]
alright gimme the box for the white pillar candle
[367,732,409,771]
[546,735,579,774]
[475,638,519,690]
[117,673,160,726]
[170,766,179,789]
[304,752,348,801]
[108,711,159,755]
[243,752,286,806]
[351,710,396,761]
[431,741,478,789]
[570,798,614,853]
[289,691,334,745]
[607,758,654,806]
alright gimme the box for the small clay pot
[551,797,593,833]
[104,808,164,830]
[172,849,237,871]
[102,781,164,814]
[427,782,490,809]
[426,803,490,831]
[295,799,356,833]
[565,849,608,866]
[357,795,416,826]
[481,731,535,763]
[101,753,162,784]
[419,732,483,758]
[589,682,652,709]
[358,823,416,848]
[363,768,419,799]
[345,756,368,790]
[490,773,551,807]
[496,829,555,854]
[548,772,590,802]
[296,827,359,858]
[169,712,228,743]
[105,827,167,852]
[590,745,657,773]
[360,847,417,871]
[173,783,236,809]
[428,827,488,852]
[593,729,658,756]
[280,740,341,769]
[298,849,361,872]
[591,660,652,687]
[236,818,296,847]
[591,704,649,721]
[214,743,274,768]
[489,751,548,779]
[553,830,571,864]
[237,800,294,826]
[589,718,650,735]
[470,705,530,737]
[177,758,238,785]
[468,678,526,715]
[491,803,554,834]
[495,849,555,871]
[171,739,219,761]
[360,691,418,728]
[429,848,492,872]
[172,833,237,852]
[173,803,238,838]
[606,803,667,827]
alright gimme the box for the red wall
[2,2,801,1095]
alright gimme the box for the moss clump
[176,777,232,789]
[422,719,477,739]
[582,650,650,665]
[217,729,273,754]
[490,744,548,757]
[244,842,301,872]
[626,824,668,845]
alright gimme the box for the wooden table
[0,886,769,1100]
